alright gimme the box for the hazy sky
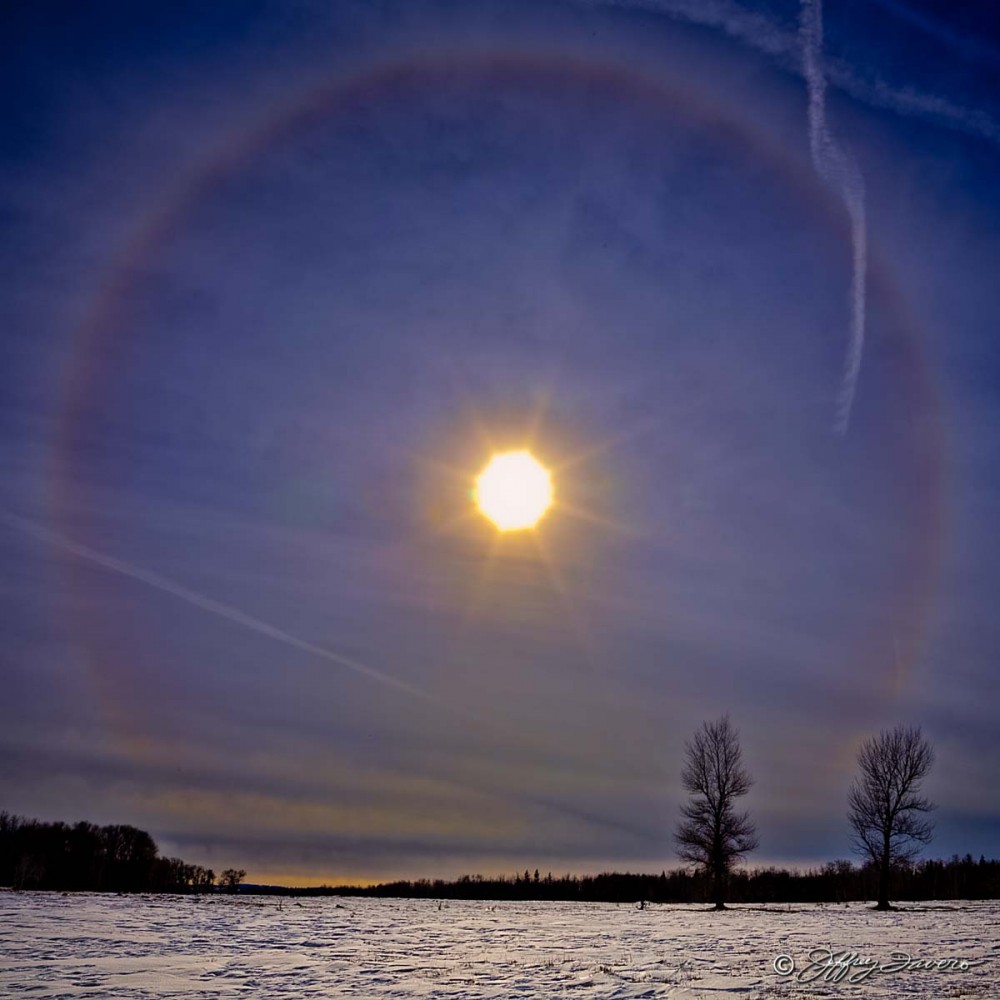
[2,0,999,885]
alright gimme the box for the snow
[0,892,996,998]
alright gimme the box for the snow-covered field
[0,891,995,998]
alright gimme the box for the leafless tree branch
[674,715,757,909]
[847,724,935,909]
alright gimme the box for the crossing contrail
[1,508,667,843]
[0,508,440,707]
[801,0,867,434]
[582,0,1000,147]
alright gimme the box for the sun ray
[411,451,476,481]
[523,383,554,450]
[459,530,504,627]
[551,416,660,475]
[528,529,597,656]
[427,506,481,538]
[555,500,643,538]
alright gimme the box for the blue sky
[1,0,999,884]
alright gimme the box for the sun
[474,450,554,531]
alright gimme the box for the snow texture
[0,892,996,998]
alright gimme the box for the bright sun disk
[475,450,553,531]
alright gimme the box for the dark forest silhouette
[0,812,216,893]
[314,857,1000,903]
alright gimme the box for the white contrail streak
[0,509,438,707]
[2,509,666,842]
[802,0,867,434]
[581,0,1000,148]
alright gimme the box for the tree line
[311,854,1000,903]
[0,813,244,893]
[2,807,996,901]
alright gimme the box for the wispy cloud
[581,0,1000,147]
[801,0,866,433]
[869,0,1000,67]
[0,509,439,707]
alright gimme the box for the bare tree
[675,715,758,909]
[219,868,247,893]
[848,725,935,910]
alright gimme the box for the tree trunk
[712,861,726,910]
[876,834,892,910]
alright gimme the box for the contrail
[0,509,440,708]
[802,0,867,434]
[1,508,666,843]
[581,0,1000,149]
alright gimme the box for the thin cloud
[580,0,1000,146]
[801,0,866,433]
[0,509,439,707]
[868,0,1000,67]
